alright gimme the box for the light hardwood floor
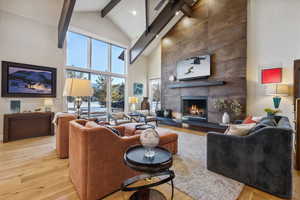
[0,126,299,200]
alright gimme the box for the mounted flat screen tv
[177,55,211,80]
[1,61,57,97]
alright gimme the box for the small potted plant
[264,108,280,118]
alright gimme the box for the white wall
[0,1,65,138]
[70,11,130,48]
[247,0,300,122]
[147,44,161,80]
[127,56,148,109]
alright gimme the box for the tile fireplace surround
[161,0,247,123]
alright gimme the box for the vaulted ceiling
[74,0,169,42]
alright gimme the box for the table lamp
[63,78,93,118]
[129,97,138,112]
[44,99,54,112]
[265,84,289,109]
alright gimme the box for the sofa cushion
[85,121,99,128]
[249,123,268,133]
[243,116,256,124]
[85,121,121,136]
[104,125,121,136]
[226,123,256,136]
[277,118,292,129]
[259,118,277,127]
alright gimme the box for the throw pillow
[249,123,267,133]
[104,125,121,136]
[260,118,277,127]
[226,123,256,136]
[252,116,264,123]
[243,116,256,124]
[85,121,99,128]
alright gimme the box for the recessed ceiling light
[156,35,159,38]
[131,10,137,16]
[175,11,180,16]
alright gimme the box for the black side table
[128,113,143,123]
[135,124,155,130]
[122,145,175,200]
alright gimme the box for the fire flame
[190,105,204,115]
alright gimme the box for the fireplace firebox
[181,96,208,122]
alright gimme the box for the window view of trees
[149,79,161,112]
[66,31,126,117]
[111,77,125,112]
[91,74,107,116]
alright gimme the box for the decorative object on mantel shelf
[214,99,242,123]
[168,80,225,89]
[169,75,176,82]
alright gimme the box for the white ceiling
[74,0,183,56]
[75,0,168,40]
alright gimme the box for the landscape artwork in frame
[133,83,143,96]
[1,61,57,97]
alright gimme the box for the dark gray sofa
[207,116,293,199]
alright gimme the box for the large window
[67,32,88,68]
[91,39,109,72]
[149,79,161,112]
[111,77,125,112]
[66,31,126,116]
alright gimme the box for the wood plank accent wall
[161,0,247,123]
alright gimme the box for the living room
[0,0,300,200]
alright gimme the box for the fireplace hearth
[181,96,208,122]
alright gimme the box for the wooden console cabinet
[3,112,54,143]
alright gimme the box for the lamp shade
[265,84,289,96]
[63,78,93,97]
[129,96,138,104]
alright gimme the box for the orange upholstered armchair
[69,120,140,200]
[54,113,76,159]
[69,120,178,200]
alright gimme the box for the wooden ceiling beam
[129,0,187,64]
[181,4,193,18]
[58,0,76,48]
[183,0,196,6]
[101,0,122,18]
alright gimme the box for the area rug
[157,127,244,200]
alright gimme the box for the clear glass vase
[140,128,160,159]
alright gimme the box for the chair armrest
[121,135,141,149]
[113,126,126,136]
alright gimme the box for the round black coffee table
[122,145,175,200]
